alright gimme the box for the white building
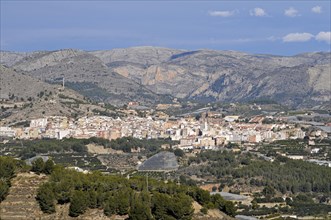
[30,118,48,128]
[0,127,16,137]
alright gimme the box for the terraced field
[0,173,126,220]
[0,173,48,220]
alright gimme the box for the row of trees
[84,136,179,153]
[3,137,179,161]
[18,138,88,160]
[240,193,331,217]
[235,156,331,194]
[36,167,236,218]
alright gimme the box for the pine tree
[69,190,89,217]
[36,183,55,214]
[32,158,45,174]
[129,192,153,220]
[43,159,54,175]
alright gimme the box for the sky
[1,1,330,55]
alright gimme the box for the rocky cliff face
[2,47,330,107]
[91,48,330,107]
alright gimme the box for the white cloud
[284,7,299,17]
[208,10,236,17]
[316,32,331,44]
[250,8,267,17]
[312,6,322,14]
[283,33,314,42]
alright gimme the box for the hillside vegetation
[36,166,236,219]
[183,150,331,217]
[0,156,235,220]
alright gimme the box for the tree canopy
[36,166,235,218]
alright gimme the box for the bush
[174,149,185,157]
[0,180,10,202]
[201,207,208,214]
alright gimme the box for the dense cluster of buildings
[1,112,329,150]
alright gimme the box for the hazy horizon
[1,1,330,55]
[1,46,331,57]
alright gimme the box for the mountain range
[1,47,330,108]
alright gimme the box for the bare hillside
[0,65,105,125]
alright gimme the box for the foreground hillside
[0,172,233,220]
[1,47,330,107]
[0,173,48,220]
[0,157,235,220]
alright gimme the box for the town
[1,105,331,219]
[1,106,330,166]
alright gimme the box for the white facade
[30,118,48,128]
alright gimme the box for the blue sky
[1,1,330,55]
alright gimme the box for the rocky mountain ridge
[91,48,330,107]
[1,49,172,106]
[1,47,330,107]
